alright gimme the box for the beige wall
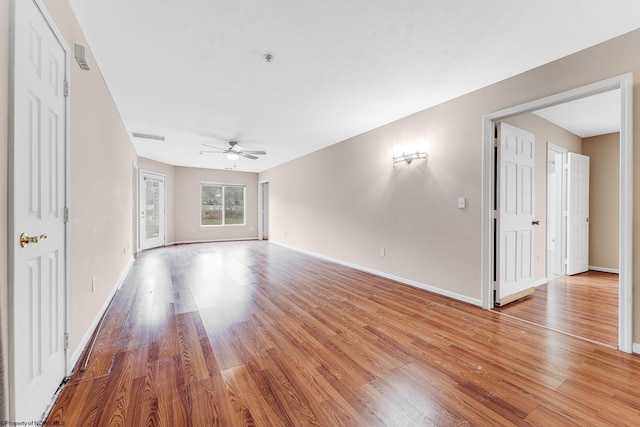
[0,0,139,365]
[174,167,259,243]
[260,28,640,339]
[505,113,583,282]
[583,133,620,271]
[137,157,176,245]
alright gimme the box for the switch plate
[458,197,466,209]
[380,248,385,257]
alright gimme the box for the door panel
[496,123,536,306]
[567,153,590,275]
[140,172,165,250]
[11,0,67,421]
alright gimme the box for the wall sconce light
[74,44,90,71]
[392,148,428,164]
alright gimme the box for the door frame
[8,0,72,416]
[258,179,269,240]
[481,73,633,353]
[139,170,166,250]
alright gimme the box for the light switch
[458,197,466,209]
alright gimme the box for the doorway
[259,180,269,240]
[139,171,166,250]
[481,74,633,352]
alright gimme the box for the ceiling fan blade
[242,150,266,155]
[199,150,226,154]
[240,153,258,160]
[201,143,228,152]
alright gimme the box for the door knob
[532,220,540,225]
[20,232,48,248]
[586,217,591,222]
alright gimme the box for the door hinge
[64,333,69,350]
[64,80,69,97]
[64,207,70,223]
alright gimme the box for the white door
[566,152,590,275]
[546,145,566,280]
[140,171,165,250]
[496,123,536,306]
[10,0,68,421]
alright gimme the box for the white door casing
[496,123,536,306]
[482,75,632,352]
[566,152,590,275]
[10,0,68,421]
[140,171,165,250]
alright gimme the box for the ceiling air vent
[131,132,165,141]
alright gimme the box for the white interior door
[566,152,590,275]
[546,145,566,280]
[10,0,68,421]
[140,171,165,250]
[496,123,536,306]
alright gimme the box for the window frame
[200,182,247,227]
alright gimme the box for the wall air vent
[74,44,90,71]
[131,132,165,141]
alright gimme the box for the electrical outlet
[380,248,385,257]
[458,197,466,209]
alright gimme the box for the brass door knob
[532,220,540,225]
[20,232,48,248]
[586,217,591,222]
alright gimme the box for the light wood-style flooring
[48,242,640,426]
[495,271,618,347]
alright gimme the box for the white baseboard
[69,257,135,370]
[271,241,482,307]
[534,278,548,287]
[632,343,640,354]
[168,237,259,246]
[589,266,620,274]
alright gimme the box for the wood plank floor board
[495,271,618,346]
[49,241,640,426]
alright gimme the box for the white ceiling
[534,89,621,138]
[67,0,640,172]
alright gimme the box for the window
[201,183,246,226]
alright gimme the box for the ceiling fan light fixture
[227,152,240,160]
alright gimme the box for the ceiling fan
[200,141,267,160]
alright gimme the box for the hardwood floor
[48,242,640,426]
[494,271,618,347]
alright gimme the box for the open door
[566,152,590,275]
[495,123,536,306]
[10,0,69,420]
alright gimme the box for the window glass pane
[225,186,245,224]
[201,185,222,225]
[145,179,161,239]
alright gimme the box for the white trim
[271,241,482,307]
[481,73,633,353]
[69,257,134,367]
[169,237,259,246]
[632,342,640,355]
[534,278,548,287]
[589,266,620,274]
